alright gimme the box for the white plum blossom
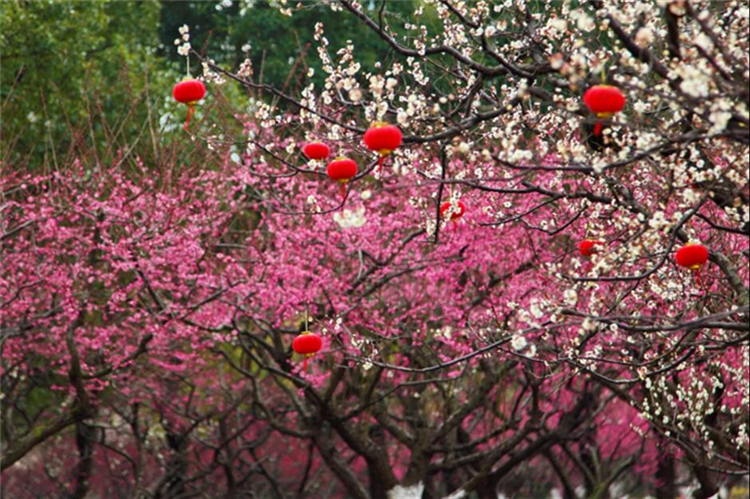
[548,18,568,34]
[564,289,578,306]
[635,27,654,47]
[333,206,367,229]
[511,335,528,351]
[572,10,595,32]
[176,25,191,56]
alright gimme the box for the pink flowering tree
[0,160,252,493]
[2,1,749,499]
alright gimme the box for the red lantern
[675,243,709,287]
[675,243,709,269]
[173,78,206,131]
[440,201,466,221]
[303,142,330,161]
[363,122,403,171]
[578,239,604,257]
[293,331,323,370]
[583,85,626,137]
[327,157,358,200]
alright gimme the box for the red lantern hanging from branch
[327,157,358,200]
[583,85,626,137]
[173,78,206,131]
[304,143,330,180]
[303,142,331,161]
[293,331,323,370]
[578,239,605,257]
[675,242,709,269]
[675,242,709,286]
[440,200,466,221]
[363,122,403,171]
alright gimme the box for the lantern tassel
[692,267,703,288]
[302,357,309,371]
[340,182,347,200]
[183,105,195,131]
[593,121,603,137]
[377,155,385,173]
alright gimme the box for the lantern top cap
[369,121,392,128]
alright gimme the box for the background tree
[0,0,172,169]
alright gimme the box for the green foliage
[0,0,169,169]
[2,0,433,169]
[158,0,421,89]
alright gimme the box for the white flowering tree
[190,1,749,498]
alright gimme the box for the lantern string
[594,65,610,138]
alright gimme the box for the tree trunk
[691,465,719,499]
[655,451,676,499]
[370,465,388,499]
[476,478,498,499]
[69,420,95,499]
[369,424,389,499]
[156,429,188,499]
